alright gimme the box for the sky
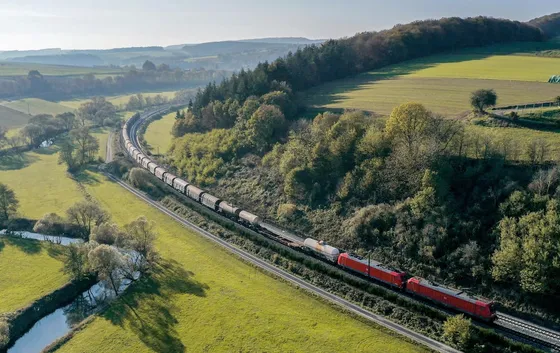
[0,0,557,50]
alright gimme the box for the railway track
[126,107,560,353]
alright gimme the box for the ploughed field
[143,112,175,154]
[0,138,428,353]
[0,237,68,314]
[306,46,560,117]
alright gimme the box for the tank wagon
[121,110,497,322]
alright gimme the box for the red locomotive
[337,253,407,289]
[406,277,496,321]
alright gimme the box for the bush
[442,315,472,349]
[277,203,297,220]
[0,318,9,347]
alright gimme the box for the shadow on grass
[102,259,209,353]
[72,167,102,185]
[0,153,39,170]
[0,239,4,253]
[5,237,42,254]
[34,144,60,155]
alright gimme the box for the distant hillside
[0,104,32,128]
[8,53,104,67]
[238,37,325,45]
[181,40,306,56]
[528,12,560,38]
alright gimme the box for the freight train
[123,111,497,322]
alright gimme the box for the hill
[1,98,73,116]
[0,104,32,127]
[528,12,560,38]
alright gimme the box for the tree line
[0,61,227,100]
[184,16,543,124]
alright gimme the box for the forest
[164,16,559,315]
[0,62,226,100]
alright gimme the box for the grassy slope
[0,105,32,128]
[306,51,560,116]
[1,98,73,116]
[0,62,123,77]
[59,91,177,110]
[0,237,68,314]
[143,112,175,154]
[0,135,427,352]
[0,146,83,218]
[91,127,111,160]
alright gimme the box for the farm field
[0,104,32,128]
[0,138,428,352]
[0,237,68,314]
[144,112,175,154]
[1,98,73,116]
[306,51,560,116]
[59,91,177,110]
[0,62,123,77]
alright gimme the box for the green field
[59,91,177,110]
[0,237,68,314]
[144,112,175,154]
[0,62,123,77]
[0,137,427,352]
[1,98,73,116]
[0,105,32,128]
[306,51,560,116]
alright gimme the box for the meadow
[306,50,560,117]
[143,112,175,154]
[0,105,32,128]
[59,91,178,110]
[0,137,427,352]
[1,98,73,116]
[0,62,123,77]
[0,237,68,314]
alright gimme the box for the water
[0,230,82,246]
[7,278,136,353]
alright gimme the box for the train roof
[410,277,491,305]
[342,253,405,274]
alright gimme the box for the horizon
[0,0,557,51]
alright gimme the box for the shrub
[442,315,472,349]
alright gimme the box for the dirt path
[105,131,113,163]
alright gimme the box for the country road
[105,131,113,163]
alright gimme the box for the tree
[0,183,18,222]
[123,216,158,269]
[70,127,100,167]
[0,318,8,347]
[91,222,122,245]
[66,201,110,240]
[442,315,472,349]
[78,97,117,126]
[63,243,92,280]
[245,104,286,153]
[142,60,156,71]
[57,112,76,131]
[33,213,65,235]
[88,244,125,295]
[470,89,497,113]
[385,102,433,152]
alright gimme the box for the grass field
[91,127,112,160]
[59,91,178,110]
[144,112,175,154]
[0,138,428,352]
[1,98,73,116]
[0,237,68,314]
[0,62,123,77]
[0,105,32,128]
[306,50,560,117]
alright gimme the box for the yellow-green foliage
[306,51,560,116]
[0,237,68,314]
[1,98,73,116]
[144,112,175,154]
[59,91,177,110]
[51,171,428,353]
[0,147,84,218]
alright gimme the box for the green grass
[0,62,123,77]
[59,91,177,111]
[307,76,560,116]
[0,142,428,352]
[0,145,84,218]
[0,105,32,128]
[0,237,68,314]
[144,112,175,154]
[90,127,111,160]
[1,98,73,116]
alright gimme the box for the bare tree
[66,201,110,240]
[88,244,125,295]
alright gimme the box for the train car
[148,162,159,174]
[140,156,150,168]
[337,253,406,289]
[218,201,241,217]
[164,173,176,187]
[303,238,340,262]
[201,193,221,211]
[186,184,205,202]
[173,178,189,193]
[132,149,140,160]
[239,210,260,226]
[154,167,166,180]
[406,277,496,321]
